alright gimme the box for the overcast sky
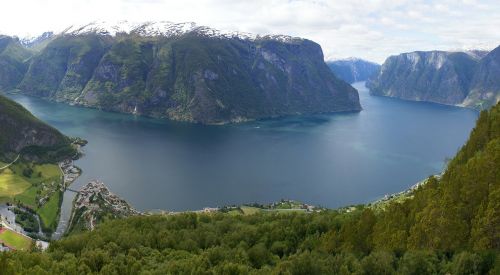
[1,0,499,63]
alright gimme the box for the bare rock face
[68,180,139,234]
[464,45,500,109]
[14,22,360,124]
[367,48,499,110]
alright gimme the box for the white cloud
[0,0,499,63]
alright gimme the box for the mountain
[326,58,380,83]
[367,49,499,109]
[15,21,360,124]
[464,45,500,109]
[1,102,498,273]
[19,31,55,50]
[0,94,73,162]
[0,35,32,91]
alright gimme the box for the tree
[397,251,439,275]
[449,252,483,275]
[361,251,395,275]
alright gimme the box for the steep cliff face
[0,95,72,161]
[15,22,360,124]
[19,34,112,100]
[464,45,500,109]
[367,49,499,109]
[0,36,32,91]
[327,58,380,84]
[367,51,480,105]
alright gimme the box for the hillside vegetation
[0,95,77,233]
[0,36,32,91]
[0,103,498,273]
[12,25,361,124]
[0,95,75,162]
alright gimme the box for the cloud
[0,0,499,63]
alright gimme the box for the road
[0,154,20,170]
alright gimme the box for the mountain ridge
[326,58,380,84]
[5,22,361,124]
[367,47,500,109]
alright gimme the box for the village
[67,180,140,233]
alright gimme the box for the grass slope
[0,169,31,200]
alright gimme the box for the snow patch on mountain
[60,21,302,43]
[20,31,54,48]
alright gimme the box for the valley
[1,82,478,239]
[0,2,498,271]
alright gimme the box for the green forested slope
[0,95,74,162]
[0,103,499,274]
[0,36,32,91]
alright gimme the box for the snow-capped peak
[62,21,136,36]
[60,21,301,43]
[19,31,54,48]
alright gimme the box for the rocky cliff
[463,45,500,109]
[367,48,499,109]
[14,22,361,124]
[327,58,380,84]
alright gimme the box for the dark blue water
[6,83,478,213]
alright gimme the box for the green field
[15,186,38,206]
[37,191,62,231]
[0,229,32,251]
[0,162,63,232]
[0,168,31,200]
[31,164,62,181]
[240,206,261,215]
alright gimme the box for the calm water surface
[6,82,478,235]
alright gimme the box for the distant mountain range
[0,21,361,124]
[367,46,500,109]
[326,58,380,84]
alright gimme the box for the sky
[1,0,499,63]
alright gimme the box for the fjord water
[7,83,477,227]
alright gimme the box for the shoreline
[51,154,84,240]
[29,169,439,243]
[6,90,362,126]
